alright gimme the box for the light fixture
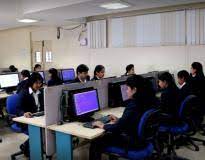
[100,2,130,10]
[17,19,38,23]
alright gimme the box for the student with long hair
[89,75,157,160]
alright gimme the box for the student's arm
[16,92,26,116]
[103,104,137,133]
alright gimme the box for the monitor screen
[0,74,19,88]
[37,71,45,83]
[73,89,99,116]
[61,69,75,82]
[120,84,129,101]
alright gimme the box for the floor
[1,119,205,160]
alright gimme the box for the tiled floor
[1,120,205,160]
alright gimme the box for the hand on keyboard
[109,114,118,123]
[92,121,104,129]
[83,115,111,129]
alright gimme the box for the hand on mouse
[92,121,104,129]
[24,112,33,118]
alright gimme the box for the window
[46,51,52,62]
[35,51,42,63]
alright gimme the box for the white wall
[0,26,205,77]
[0,27,31,71]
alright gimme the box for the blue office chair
[159,95,205,160]
[103,108,161,160]
[6,94,28,160]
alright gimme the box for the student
[74,64,90,83]
[34,64,42,72]
[177,70,192,102]
[190,62,205,98]
[47,68,62,87]
[16,72,44,157]
[9,65,18,72]
[89,75,157,160]
[16,70,31,93]
[158,72,180,117]
[125,64,135,76]
[17,72,44,117]
[91,65,105,80]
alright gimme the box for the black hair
[191,62,205,78]
[28,72,43,87]
[126,75,157,107]
[34,64,42,71]
[49,68,60,80]
[21,70,30,78]
[177,70,190,82]
[94,65,105,76]
[126,64,134,74]
[76,64,89,74]
[158,72,177,88]
[9,65,18,72]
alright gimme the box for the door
[31,40,53,71]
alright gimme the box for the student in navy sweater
[16,72,44,157]
[47,68,62,87]
[74,64,90,83]
[189,62,205,112]
[89,75,157,160]
[158,72,180,117]
[17,72,44,117]
[177,70,192,102]
[16,70,30,93]
[91,65,105,80]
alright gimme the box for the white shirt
[179,82,186,89]
[23,77,28,80]
[29,87,41,112]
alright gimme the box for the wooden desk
[0,92,10,99]
[47,107,125,160]
[13,116,46,160]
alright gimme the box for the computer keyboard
[83,115,110,129]
[32,111,45,117]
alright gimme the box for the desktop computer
[61,69,75,83]
[37,71,46,84]
[60,87,100,123]
[0,73,20,93]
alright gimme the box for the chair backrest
[137,108,161,142]
[6,94,20,115]
[178,94,202,127]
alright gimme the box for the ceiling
[0,0,205,30]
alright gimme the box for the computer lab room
[1,0,205,160]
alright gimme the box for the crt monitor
[120,84,129,102]
[37,71,45,83]
[0,73,19,89]
[108,80,126,107]
[61,69,75,82]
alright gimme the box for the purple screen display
[62,69,75,81]
[73,90,99,116]
[120,84,129,101]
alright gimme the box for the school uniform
[89,94,155,160]
[160,85,180,117]
[47,78,62,87]
[178,82,192,102]
[91,76,100,81]
[16,78,29,94]
[17,87,44,116]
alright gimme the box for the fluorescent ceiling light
[17,19,38,23]
[100,2,130,10]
